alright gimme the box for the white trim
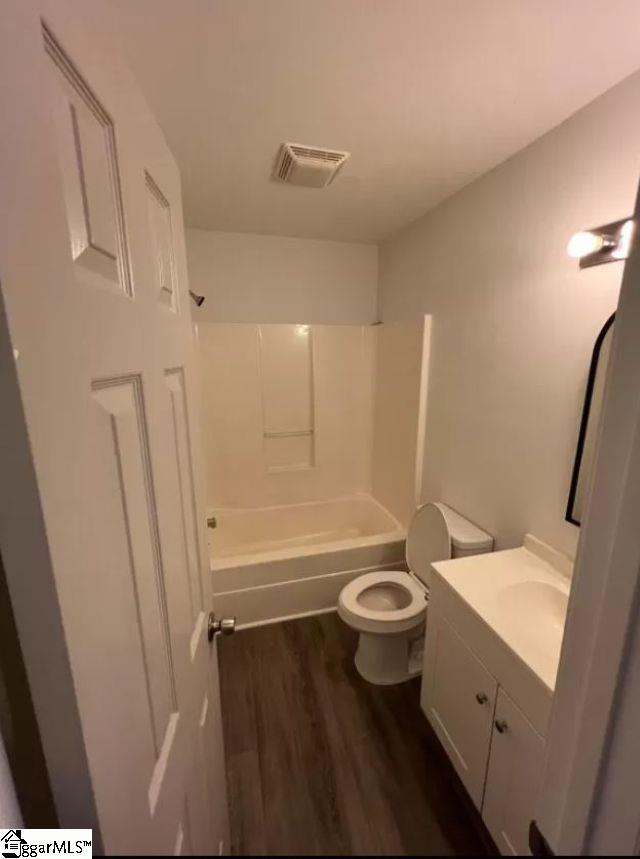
[413,315,432,507]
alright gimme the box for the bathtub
[210,494,406,627]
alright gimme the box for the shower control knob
[208,612,236,642]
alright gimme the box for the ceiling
[99,0,640,243]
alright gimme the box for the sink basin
[496,580,569,674]
[430,536,574,715]
[498,580,568,634]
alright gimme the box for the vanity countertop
[431,535,573,695]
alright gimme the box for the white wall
[187,229,378,324]
[378,71,640,556]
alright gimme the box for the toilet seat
[337,502,493,684]
[338,570,426,634]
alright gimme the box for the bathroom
[2,0,640,855]
[187,51,626,849]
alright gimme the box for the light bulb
[567,231,605,259]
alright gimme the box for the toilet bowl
[338,502,493,685]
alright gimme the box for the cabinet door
[483,688,545,855]
[421,613,498,808]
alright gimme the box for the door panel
[165,366,204,633]
[145,172,178,311]
[422,612,497,808]
[0,1,228,853]
[91,375,177,756]
[45,23,132,294]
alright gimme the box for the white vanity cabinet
[422,595,549,855]
[483,687,545,855]
[421,614,498,807]
[420,537,571,855]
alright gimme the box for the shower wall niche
[198,322,376,508]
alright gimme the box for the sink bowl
[498,580,568,636]
[431,538,573,696]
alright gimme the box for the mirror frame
[566,312,616,526]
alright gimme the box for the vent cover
[273,142,350,188]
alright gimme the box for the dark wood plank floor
[218,612,491,856]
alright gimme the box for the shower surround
[198,320,429,625]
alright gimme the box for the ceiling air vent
[273,142,350,188]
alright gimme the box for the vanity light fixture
[567,218,634,268]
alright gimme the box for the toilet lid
[406,503,451,586]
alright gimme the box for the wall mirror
[566,313,615,526]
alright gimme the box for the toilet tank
[436,503,494,558]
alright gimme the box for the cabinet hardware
[476,692,488,705]
[495,719,509,734]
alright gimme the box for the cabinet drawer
[483,687,545,855]
[421,613,498,808]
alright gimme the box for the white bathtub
[210,494,406,627]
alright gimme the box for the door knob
[208,612,236,642]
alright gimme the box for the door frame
[536,177,640,854]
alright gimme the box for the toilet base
[353,625,425,685]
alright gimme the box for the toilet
[338,502,493,685]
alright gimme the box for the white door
[421,613,498,808]
[482,688,545,856]
[0,1,228,853]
